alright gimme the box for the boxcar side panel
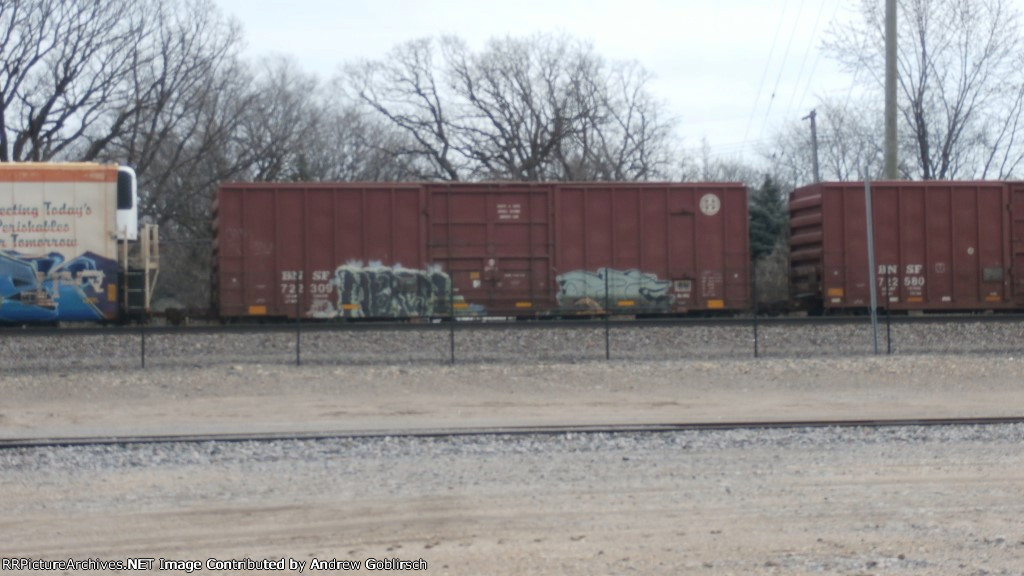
[304,189,339,317]
[923,188,953,304]
[213,187,242,316]
[641,190,669,276]
[792,181,1016,312]
[327,186,429,319]
[976,185,1009,304]
[239,189,277,315]
[720,184,751,307]
[554,183,749,313]
[954,187,982,305]
[1010,183,1024,305]
[215,184,428,319]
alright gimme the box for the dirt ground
[2,355,1024,574]
[3,355,1024,440]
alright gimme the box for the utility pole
[803,109,821,183]
[884,0,898,179]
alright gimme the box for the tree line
[1,0,1022,307]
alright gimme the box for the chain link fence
[3,314,1024,372]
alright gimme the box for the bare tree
[234,56,323,182]
[445,34,585,180]
[680,138,762,186]
[342,33,676,182]
[825,0,1024,179]
[768,98,887,186]
[977,72,1024,178]
[0,0,251,231]
[225,56,423,184]
[345,38,463,180]
[0,0,143,161]
[582,61,676,180]
[87,0,249,227]
[296,98,419,182]
[76,0,252,309]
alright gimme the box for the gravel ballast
[3,425,1023,574]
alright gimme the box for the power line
[759,0,806,142]
[797,0,843,113]
[787,0,830,115]
[680,137,778,160]
[743,0,791,152]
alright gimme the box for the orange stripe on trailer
[0,163,117,183]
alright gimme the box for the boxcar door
[427,184,553,316]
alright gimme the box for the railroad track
[4,416,1023,450]
[4,312,1024,337]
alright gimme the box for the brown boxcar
[790,181,1024,312]
[214,182,750,319]
[552,182,749,314]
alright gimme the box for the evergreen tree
[749,176,787,261]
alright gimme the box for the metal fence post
[885,270,893,355]
[449,272,456,365]
[295,283,301,366]
[604,267,610,361]
[140,317,146,369]
[865,177,879,354]
[752,259,759,359]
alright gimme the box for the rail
[4,416,1023,450]
[4,311,1024,337]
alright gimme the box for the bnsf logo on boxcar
[699,193,720,216]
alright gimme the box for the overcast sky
[215,0,859,162]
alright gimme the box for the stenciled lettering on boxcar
[318,262,454,318]
[875,263,927,300]
[555,268,673,311]
[701,270,723,298]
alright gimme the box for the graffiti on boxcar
[555,268,673,311]
[317,262,454,318]
[0,250,115,322]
